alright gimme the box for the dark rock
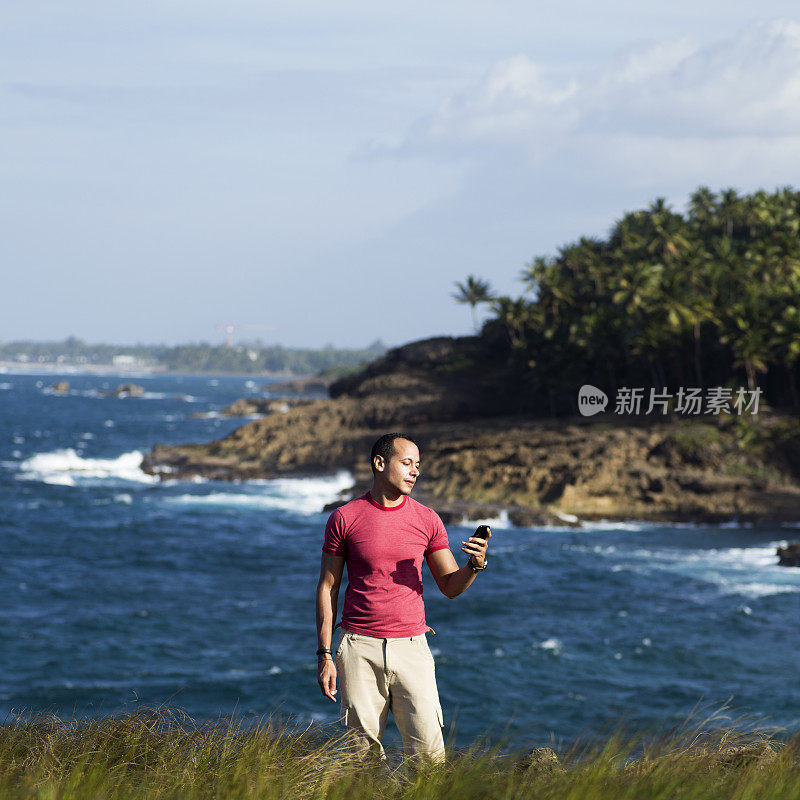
[104,383,145,398]
[265,376,331,396]
[435,509,465,525]
[221,399,263,417]
[508,508,581,528]
[322,499,349,513]
[516,746,563,775]
[507,509,544,527]
[221,397,312,417]
[777,542,800,567]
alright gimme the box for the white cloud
[404,18,800,166]
[420,55,580,149]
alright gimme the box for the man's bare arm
[316,551,344,648]
[316,551,345,701]
[426,529,491,599]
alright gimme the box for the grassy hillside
[1,706,797,799]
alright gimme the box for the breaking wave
[16,449,157,486]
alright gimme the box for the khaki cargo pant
[335,628,445,763]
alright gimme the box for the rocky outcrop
[264,376,332,396]
[220,397,312,417]
[516,746,564,776]
[104,383,145,398]
[141,336,800,524]
[777,542,800,567]
[685,743,778,773]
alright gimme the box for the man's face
[376,438,420,495]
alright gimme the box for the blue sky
[3,2,800,347]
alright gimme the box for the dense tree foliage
[0,337,386,376]
[466,187,800,416]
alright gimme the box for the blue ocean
[2,371,799,751]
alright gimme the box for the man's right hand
[318,657,338,702]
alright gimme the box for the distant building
[112,355,140,367]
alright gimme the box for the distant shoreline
[0,362,307,379]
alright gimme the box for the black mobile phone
[474,524,491,539]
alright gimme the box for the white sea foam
[16,449,157,485]
[0,382,13,390]
[538,638,563,655]
[164,471,355,515]
[555,510,579,523]
[715,580,800,598]
[462,509,510,529]
[581,540,800,598]
[578,520,653,532]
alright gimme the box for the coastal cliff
[141,336,800,524]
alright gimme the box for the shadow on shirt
[389,558,423,595]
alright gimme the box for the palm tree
[688,186,718,233]
[452,275,495,332]
[489,295,532,349]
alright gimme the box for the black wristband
[316,647,332,657]
[468,555,487,573]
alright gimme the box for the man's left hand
[460,527,491,568]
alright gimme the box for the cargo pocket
[340,705,364,731]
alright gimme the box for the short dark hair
[370,433,416,472]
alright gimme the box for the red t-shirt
[322,492,450,637]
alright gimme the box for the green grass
[664,424,723,463]
[721,460,786,485]
[1,705,798,799]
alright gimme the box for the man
[315,432,491,763]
